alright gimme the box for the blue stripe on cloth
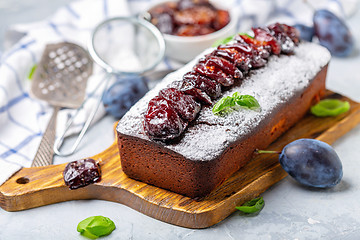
[65,4,80,19]
[7,105,38,134]
[103,0,113,31]
[1,39,36,63]
[48,21,66,40]
[0,132,41,162]
[0,92,29,114]
[2,62,26,94]
[0,85,37,134]
[0,148,25,167]
[103,0,108,18]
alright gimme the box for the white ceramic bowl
[147,1,238,63]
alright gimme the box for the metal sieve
[54,16,165,157]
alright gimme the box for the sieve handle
[31,106,60,167]
[53,73,112,157]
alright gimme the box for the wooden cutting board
[1,90,360,229]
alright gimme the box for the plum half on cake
[116,23,331,199]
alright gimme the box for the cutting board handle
[0,140,120,212]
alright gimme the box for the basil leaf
[212,95,236,115]
[28,64,37,80]
[213,92,260,116]
[212,34,235,47]
[234,94,260,110]
[87,216,116,237]
[82,230,99,239]
[311,99,350,117]
[231,92,240,98]
[77,216,116,239]
[77,216,95,233]
[77,217,99,239]
[236,197,265,214]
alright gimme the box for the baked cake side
[117,41,331,198]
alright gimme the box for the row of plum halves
[143,23,301,142]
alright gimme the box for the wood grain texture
[1,91,360,229]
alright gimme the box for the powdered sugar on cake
[118,42,331,161]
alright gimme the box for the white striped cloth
[0,0,355,185]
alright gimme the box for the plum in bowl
[144,0,237,62]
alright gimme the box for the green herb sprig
[236,197,265,214]
[28,64,37,80]
[77,216,116,239]
[310,99,350,117]
[212,34,235,47]
[212,92,260,116]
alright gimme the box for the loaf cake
[116,23,331,198]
